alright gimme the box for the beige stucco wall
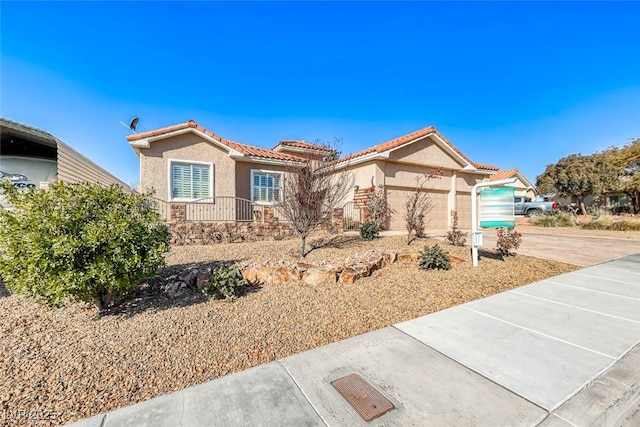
[138,133,235,201]
[388,136,465,170]
[504,176,536,198]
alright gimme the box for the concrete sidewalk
[68,254,640,427]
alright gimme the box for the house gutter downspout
[471,177,517,267]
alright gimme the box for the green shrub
[202,265,246,301]
[360,220,381,240]
[418,244,451,270]
[531,211,575,227]
[0,180,169,310]
[496,227,522,256]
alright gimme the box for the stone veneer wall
[168,204,345,245]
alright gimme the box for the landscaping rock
[196,272,213,291]
[301,267,337,285]
[338,268,360,284]
[273,266,301,284]
[242,265,273,285]
[165,281,187,298]
[179,268,199,287]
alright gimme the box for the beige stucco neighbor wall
[138,133,235,201]
[505,176,536,198]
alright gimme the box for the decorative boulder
[179,268,199,288]
[242,265,273,285]
[273,266,302,284]
[165,281,187,298]
[302,267,337,285]
[338,268,360,284]
[196,272,213,291]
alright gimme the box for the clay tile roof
[127,120,306,163]
[323,127,436,167]
[474,163,500,171]
[490,168,519,181]
[274,140,333,152]
[324,126,499,171]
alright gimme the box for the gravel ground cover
[1,234,579,426]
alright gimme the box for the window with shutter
[170,161,213,200]
[251,170,283,204]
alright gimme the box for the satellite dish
[119,116,141,133]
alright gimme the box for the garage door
[386,187,449,231]
[455,193,472,229]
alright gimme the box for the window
[252,170,283,203]
[170,162,212,200]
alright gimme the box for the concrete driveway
[480,229,640,266]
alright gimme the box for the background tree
[279,144,354,258]
[404,170,442,245]
[0,181,169,311]
[536,153,617,214]
[607,138,640,213]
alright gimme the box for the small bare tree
[365,187,394,230]
[404,170,443,245]
[280,151,354,258]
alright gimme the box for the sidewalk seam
[546,280,640,301]
[276,361,329,427]
[512,290,640,325]
[462,307,617,360]
[569,273,640,287]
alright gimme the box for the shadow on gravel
[477,249,506,261]
[100,259,261,318]
[305,235,362,256]
[0,276,10,298]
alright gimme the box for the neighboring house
[490,168,537,199]
[128,120,500,230]
[0,118,130,194]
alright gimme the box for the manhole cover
[331,373,395,422]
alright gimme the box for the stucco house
[127,120,500,231]
[489,168,537,199]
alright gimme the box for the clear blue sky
[2,1,639,187]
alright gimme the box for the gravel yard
[1,234,579,426]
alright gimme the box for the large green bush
[0,180,169,310]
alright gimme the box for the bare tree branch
[279,141,354,258]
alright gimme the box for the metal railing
[342,201,363,230]
[149,198,171,221]
[150,196,297,223]
[185,197,257,222]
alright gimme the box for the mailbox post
[471,178,517,267]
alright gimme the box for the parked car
[0,171,29,182]
[514,196,559,217]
